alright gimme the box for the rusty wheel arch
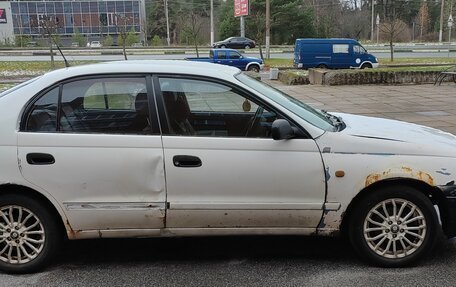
[0,184,68,240]
[340,178,443,239]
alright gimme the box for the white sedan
[0,61,455,273]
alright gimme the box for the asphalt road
[1,236,456,287]
[1,51,456,62]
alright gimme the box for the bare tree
[39,15,60,68]
[181,11,203,57]
[379,1,407,61]
[115,14,131,60]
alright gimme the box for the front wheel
[0,194,62,273]
[348,185,438,267]
[247,65,260,73]
[360,63,373,69]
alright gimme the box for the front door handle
[26,153,55,165]
[173,155,202,168]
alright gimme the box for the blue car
[187,49,264,72]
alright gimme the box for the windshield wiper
[321,110,346,131]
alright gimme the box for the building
[0,0,147,45]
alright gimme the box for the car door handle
[173,155,202,168]
[26,153,55,165]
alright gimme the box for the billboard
[0,8,6,24]
[234,0,249,17]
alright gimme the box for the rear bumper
[437,183,456,237]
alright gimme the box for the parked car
[294,38,379,69]
[213,37,256,49]
[88,41,102,48]
[0,61,456,273]
[187,48,263,72]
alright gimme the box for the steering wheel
[245,106,264,137]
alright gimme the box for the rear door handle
[173,155,202,168]
[26,153,55,165]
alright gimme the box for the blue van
[294,38,378,69]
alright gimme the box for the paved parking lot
[1,82,456,286]
[269,82,456,135]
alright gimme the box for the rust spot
[402,166,413,173]
[365,173,382,186]
[366,167,435,187]
[417,171,434,185]
[65,219,77,239]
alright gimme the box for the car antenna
[50,37,70,68]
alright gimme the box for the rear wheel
[0,194,61,273]
[244,45,251,49]
[348,185,438,267]
[316,64,327,69]
[247,65,260,73]
[220,45,226,49]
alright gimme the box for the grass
[0,61,98,71]
[264,57,456,68]
[0,84,15,92]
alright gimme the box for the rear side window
[333,44,349,54]
[217,51,227,59]
[25,87,59,132]
[23,77,155,135]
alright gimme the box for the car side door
[17,75,166,232]
[227,50,246,70]
[154,75,326,229]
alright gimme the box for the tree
[417,0,430,40]
[379,0,407,62]
[72,28,86,47]
[103,34,113,46]
[115,14,131,60]
[181,11,204,57]
[39,15,60,68]
[126,27,139,46]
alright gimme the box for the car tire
[348,185,438,267]
[316,64,328,69]
[0,194,62,274]
[247,65,260,73]
[245,45,251,49]
[361,63,373,69]
[220,45,226,49]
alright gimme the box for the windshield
[235,73,336,131]
[0,76,42,99]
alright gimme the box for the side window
[218,51,227,59]
[60,77,151,134]
[229,51,241,59]
[25,87,59,132]
[353,45,360,54]
[159,78,278,138]
[333,44,349,54]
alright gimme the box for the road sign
[0,8,7,24]
[234,0,249,17]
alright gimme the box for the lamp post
[448,14,453,57]
[376,14,380,45]
[210,0,214,46]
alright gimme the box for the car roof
[38,60,241,83]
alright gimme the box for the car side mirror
[272,119,295,140]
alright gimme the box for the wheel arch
[340,178,443,238]
[0,184,69,239]
[245,62,260,71]
[359,61,373,69]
